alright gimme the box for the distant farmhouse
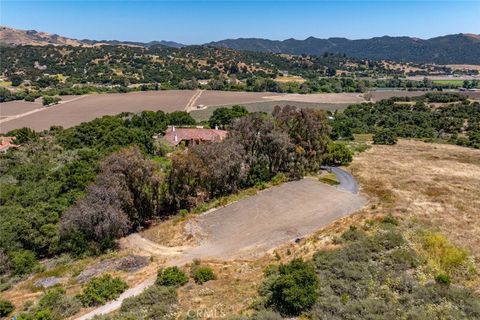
[0,136,18,153]
[163,126,227,147]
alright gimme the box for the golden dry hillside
[350,140,480,261]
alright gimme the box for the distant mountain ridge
[1,26,479,64]
[0,26,185,48]
[208,34,480,64]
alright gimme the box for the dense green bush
[208,105,249,129]
[0,299,14,317]
[435,273,451,286]
[373,129,398,145]
[79,274,128,306]
[322,141,353,165]
[156,266,189,287]
[9,250,39,275]
[192,266,216,284]
[15,287,81,320]
[42,95,61,106]
[261,259,319,316]
[167,111,196,126]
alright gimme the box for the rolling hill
[1,26,479,64]
[0,26,184,48]
[208,34,480,64]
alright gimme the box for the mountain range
[1,26,479,64]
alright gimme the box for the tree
[323,141,353,166]
[373,129,398,145]
[273,105,331,173]
[208,105,249,129]
[264,259,319,316]
[165,151,208,210]
[191,139,248,197]
[167,111,196,126]
[61,146,161,253]
[230,113,295,181]
[10,74,23,87]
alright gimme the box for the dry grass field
[368,90,432,101]
[447,64,480,71]
[350,140,480,262]
[274,75,306,83]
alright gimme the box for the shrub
[0,299,14,317]
[323,141,353,166]
[373,129,397,145]
[9,250,39,275]
[340,225,365,242]
[381,214,399,226]
[79,274,128,306]
[29,287,82,319]
[156,266,189,287]
[264,259,319,316]
[252,310,283,320]
[192,266,216,284]
[420,231,468,275]
[119,285,177,319]
[42,95,61,106]
[435,273,451,286]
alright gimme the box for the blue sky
[1,1,479,44]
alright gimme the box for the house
[0,136,18,153]
[163,126,227,147]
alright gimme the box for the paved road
[74,170,365,320]
[322,166,360,194]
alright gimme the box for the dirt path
[75,170,366,319]
[185,89,204,111]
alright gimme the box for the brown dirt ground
[368,90,432,101]
[0,91,194,133]
[263,92,365,104]
[194,91,279,107]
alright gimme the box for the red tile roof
[163,127,227,146]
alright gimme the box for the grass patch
[353,133,373,142]
[416,231,472,277]
[432,79,464,86]
[319,172,339,186]
[0,81,12,87]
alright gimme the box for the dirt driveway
[187,177,366,259]
[77,174,366,320]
